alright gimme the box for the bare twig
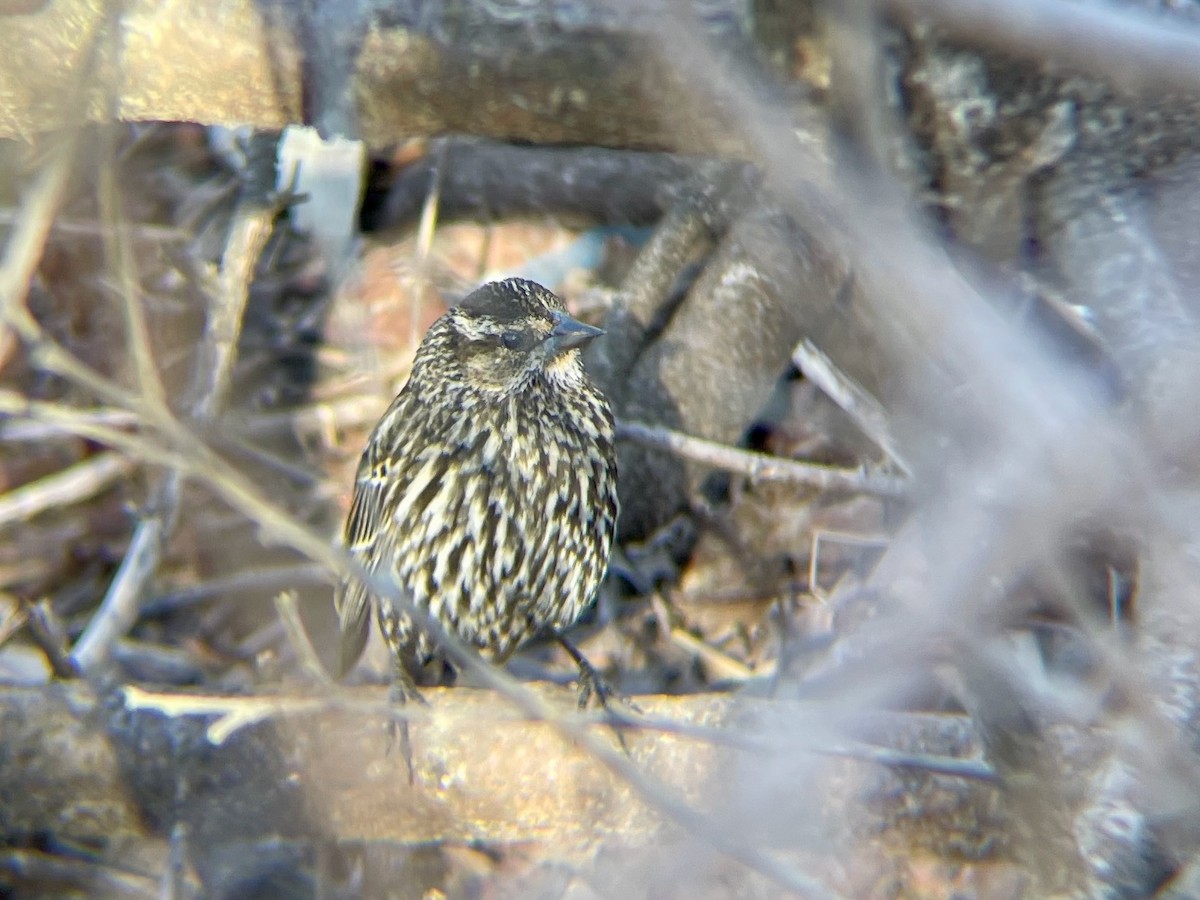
[99,122,168,410]
[195,157,278,422]
[0,602,29,649]
[111,639,204,685]
[0,134,80,352]
[616,419,908,496]
[409,138,445,347]
[160,822,191,900]
[0,393,189,471]
[0,210,188,241]
[415,146,444,263]
[215,430,328,487]
[142,563,329,616]
[669,626,757,682]
[72,477,178,672]
[235,395,381,438]
[791,337,911,475]
[273,590,335,686]
[0,136,149,424]
[0,407,139,442]
[0,14,113,376]
[619,707,997,782]
[0,452,132,527]
[233,618,286,660]
[23,599,79,679]
[809,529,890,602]
[20,340,144,410]
[73,133,281,674]
[123,685,333,745]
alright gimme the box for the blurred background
[4,0,1200,897]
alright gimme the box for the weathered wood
[0,0,797,153]
[0,680,1010,864]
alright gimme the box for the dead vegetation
[5,1,1200,898]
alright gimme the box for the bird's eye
[501,331,523,350]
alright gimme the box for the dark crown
[457,278,565,323]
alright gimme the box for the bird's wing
[334,399,411,676]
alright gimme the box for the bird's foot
[386,672,427,785]
[572,655,628,713]
[552,629,639,754]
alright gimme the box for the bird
[335,277,620,725]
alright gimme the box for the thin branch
[0,603,30,650]
[142,563,329,616]
[195,149,278,423]
[791,336,911,476]
[0,210,188,241]
[73,480,169,675]
[110,639,204,685]
[235,395,381,437]
[615,707,997,783]
[23,599,79,679]
[233,618,286,660]
[99,122,167,410]
[0,15,103,373]
[669,627,757,682]
[616,419,908,496]
[160,823,192,900]
[0,134,81,347]
[73,133,281,674]
[123,685,333,745]
[273,590,335,686]
[0,393,190,472]
[72,476,178,672]
[0,452,132,527]
[0,407,139,442]
[25,339,145,411]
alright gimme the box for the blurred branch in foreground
[7,0,1200,895]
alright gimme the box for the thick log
[0,680,1007,863]
[0,0,794,153]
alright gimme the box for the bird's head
[440,278,604,393]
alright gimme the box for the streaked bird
[336,277,619,722]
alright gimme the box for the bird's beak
[544,312,604,355]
